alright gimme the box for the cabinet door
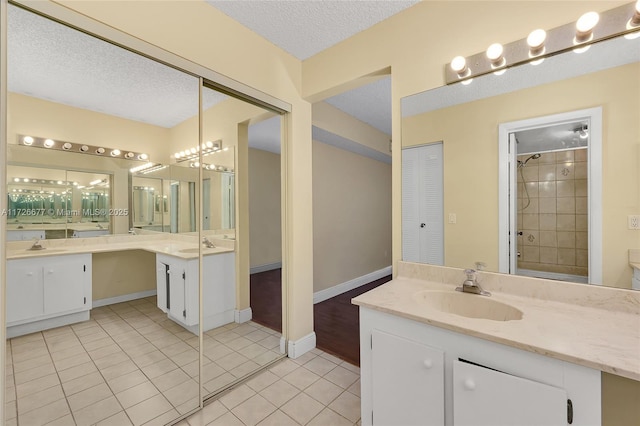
[156,261,169,313]
[453,359,567,426]
[372,330,444,425]
[168,263,187,323]
[6,262,43,323]
[43,257,87,315]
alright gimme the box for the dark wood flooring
[250,268,391,366]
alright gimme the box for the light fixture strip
[445,2,640,84]
[174,139,222,163]
[17,134,149,161]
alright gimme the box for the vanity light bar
[445,1,640,84]
[17,135,149,162]
[138,164,168,175]
[174,140,222,162]
[188,161,234,172]
[10,177,77,186]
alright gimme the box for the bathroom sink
[413,290,523,321]
[178,247,217,254]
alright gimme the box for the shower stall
[514,124,589,283]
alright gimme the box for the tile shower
[517,148,589,280]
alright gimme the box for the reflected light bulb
[575,11,599,42]
[527,29,546,49]
[43,139,55,148]
[23,136,34,145]
[450,56,467,73]
[486,43,504,61]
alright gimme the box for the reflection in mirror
[6,4,200,424]
[401,34,640,291]
[199,85,284,399]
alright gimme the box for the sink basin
[178,247,217,254]
[413,290,523,321]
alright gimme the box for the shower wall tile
[557,214,576,231]
[522,198,539,214]
[575,179,588,196]
[539,198,556,214]
[557,231,576,248]
[538,152,555,164]
[557,150,574,162]
[522,246,540,263]
[539,214,557,230]
[540,247,558,264]
[525,182,539,197]
[556,181,575,197]
[576,232,588,249]
[556,163,574,180]
[539,231,557,247]
[575,149,587,162]
[557,197,575,214]
[538,181,556,198]
[522,166,539,182]
[575,162,588,179]
[538,165,556,181]
[522,230,539,246]
[576,197,588,214]
[523,214,539,230]
[576,249,589,267]
[558,248,576,266]
[576,214,588,231]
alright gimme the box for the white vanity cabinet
[7,229,46,241]
[156,252,236,334]
[7,253,92,337]
[360,308,601,426]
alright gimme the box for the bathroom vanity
[353,261,640,426]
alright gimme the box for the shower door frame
[498,107,603,285]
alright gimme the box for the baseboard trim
[235,308,253,323]
[250,262,282,274]
[313,266,392,304]
[7,311,90,338]
[93,290,157,308]
[287,332,316,359]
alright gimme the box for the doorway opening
[498,108,602,285]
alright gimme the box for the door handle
[420,223,426,228]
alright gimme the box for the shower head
[518,153,541,168]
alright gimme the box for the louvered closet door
[402,143,444,264]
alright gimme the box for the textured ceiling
[8,5,226,129]
[206,0,418,60]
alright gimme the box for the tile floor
[5,297,283,425]
[179,349,362,426]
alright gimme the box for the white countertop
[7,233,234,260]
[353,261,640,381]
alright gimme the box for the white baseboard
[280,336,287,354]
[313,266,392,304]
[7,311,90,338]
[250,262,282,274]
[93,290,157,308]
[287,332,316,359]
[235,308,253,323]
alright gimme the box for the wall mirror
[401,33,640,291]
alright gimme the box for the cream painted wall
[92,250,156,301]
[403,63,640,289]
[313,140,391,292]
[249,148,282,269]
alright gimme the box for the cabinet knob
[423,359,433,369]
[464,379,476,390]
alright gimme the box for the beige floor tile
[340,361,360,374]
[125,393,173,426]
[62,371,106,396]
[151,367,191,392]
[14,362,57,385]
[204,343,234,361]
[245,330,271,343]
[238,343,269,360]
[220,384,256,410]
[257,335,282,350]
[11,332,44,346]
[142,409,181,426]
[95,410,134,426]
[230,360,261,379]
[283,367,320,390]
[58,361,98,383]
[67,382,114,412]
[172,348,199,367]
[12,339,48,355]
[130,350,167,368]
[94,350,131,370]
[6,385,16,403]
[73,395,123,425]
[18,398,70,426]
[140,357,179,379]
[214,331,241,344]
[347,379,361,397]
[116,380,160,409]
[268,359,299,377]
[53,352,92,372]
[50,344,87,362]
[160,341,192,357]
[304,356,338,376]
[257,409,300,426]
[107,370,149,394]
[13,353,53,373]
[78,329,110,344]
[163,379,199,407]
[202,361,226,382]
[281,393,324,425]
[208,411,245,426]
[6,400,16,420]
[45,413,76,425]
[246,370,279,393]
[324,366,359,389]
[259,379,300,407]
[226,337,253,351]
[328,391,361,423]
[319,352,344,365]
[176,397,201,415]
[17,384,65,414]
[304,378,343,406]
[185,400,228,426]
[231,394,277,426]
[254,350,283,366]
[16,373,60,399]
[308,407,353,426]
[290,351,317,366]
[204,372,236,394]
[101,359,140,381]
[83,336,116,352]
[216,352,249,371]
[150,334,182,349]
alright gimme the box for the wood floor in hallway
[250,269,391,366]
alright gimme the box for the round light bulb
[486,43,504,61]
[13,178,19,182]
[110,149,121,157]
[138,154,148,160]
[450,56,467,73]
[80,145,89,152]
[527,29,546,49]
[57,181,63,185]
[62,142,72,150]
[576,11,599,34]
[96,147,105,154]
[23,178,29,182]
[43,139,55,148]
[125,152,134,159]
[206,141,214,148]
[190,147,197,154]
[180,151,186,157]
[174,152,181,158]
[23,136,34,145]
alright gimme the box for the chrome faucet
[29,239,44,251]
[128,228,137,235]
[202,236,216,248]
[456,269,491,296]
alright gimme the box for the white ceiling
[8,2,408,159]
